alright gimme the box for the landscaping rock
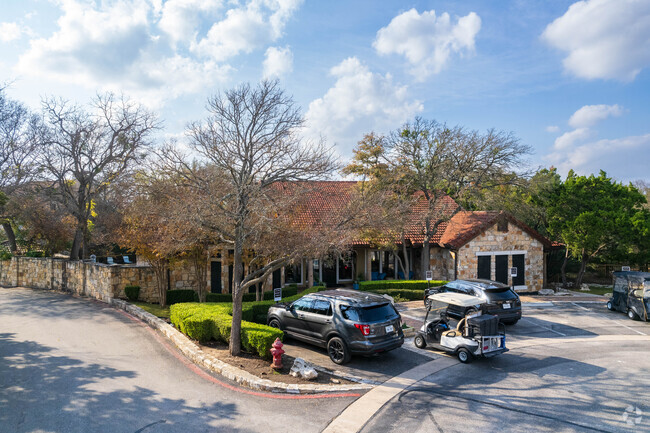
[580,284,590,291]
[290,358,318,380]
[539,288,555,296]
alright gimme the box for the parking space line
[571,302,590,311]
[521,317,567,336]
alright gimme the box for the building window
[497,219,508,232]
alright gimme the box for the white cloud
[546,125,559,133]
[193,0,302,61]
[158,0,223,44]
[373,8,481,79]
[542,0,650,81]
[0,22,25,42]
[553,127,590,150]
[263,46,293,78]
[568,104,623,128]
[305,57,423,155]
[548,134,650,181]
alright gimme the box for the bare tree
[163,80,338,356]
[40,93,158,260]
[0,87,42,251]
[346,118,531,277]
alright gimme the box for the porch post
[308,259,314,288]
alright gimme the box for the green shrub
[124,285,140,301]
[24,250,45,258]
[168,286,326,359]
[166,289,199,305]
[0,251,12,261]
[205,293,233,303]
[358,280,447,291]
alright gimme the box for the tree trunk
[229,226,244,356]
[2,222,17,253]
[575,249,589,289]
[70,227,83,260]
[401,233,410,280]
[560,247,569,290]
[421,217,431,279]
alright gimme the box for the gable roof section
[438,211,553,249]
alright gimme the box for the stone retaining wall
[0,257,160,303]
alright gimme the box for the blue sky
[1,0,649,182]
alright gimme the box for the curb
[110,299,374,394]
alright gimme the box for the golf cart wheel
[457,348,472,364]
[628,309,639,321]
[414,334,427,349]
[503,319,519,325]
[424,298,431,308]
[327,337,351,365]
[606,301,613,311]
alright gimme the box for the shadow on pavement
[0,332,250,433]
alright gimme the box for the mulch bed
[199,341,353,385]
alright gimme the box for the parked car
[267,289,404,364]
[424,279,522,325]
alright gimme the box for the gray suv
[267,289,404,364]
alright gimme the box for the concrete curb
[110,299,374,394]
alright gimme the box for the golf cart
[608,271,650,321]
[414,292,508,363]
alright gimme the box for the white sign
[273,287,282,302]
[622,266,631,272]
[510,267,518,277]
[425,271,433,281]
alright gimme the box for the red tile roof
[276,181,553,250]
[438,211,553,249]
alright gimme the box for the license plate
[503,303,511,309]
[385,325,394,333]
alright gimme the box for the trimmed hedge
[169,286,327,359]
[124,285,140,301]
[358,280,447,291]
[166,289,199,305]
[205,285,301,303]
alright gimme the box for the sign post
[273,287,282,302]
[425,270,433,292]
[510,267,517,292]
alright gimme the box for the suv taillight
[354,323,370,336]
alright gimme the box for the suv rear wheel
[327,336,351,364]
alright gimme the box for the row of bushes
[358,280,447,291]
[169,286,326,358]
[357,280,448,302]
[204,285,299,303]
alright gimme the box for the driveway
[328,300,650,432]
[0,287,357,433]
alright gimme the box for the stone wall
[455,222,545,292]
[0,257,162,303]
[429,247,455,281]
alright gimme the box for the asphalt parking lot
[283,297,648,387]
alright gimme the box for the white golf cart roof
[427,292,486,307]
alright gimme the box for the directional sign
[273,287,282,302]
[425,271,433,281]
[622,266,631,272]
[510,267,518,277]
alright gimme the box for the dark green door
[210,261,222,293]
[512,254,525,286]
[477,256,491,280]
[495,255,508,285]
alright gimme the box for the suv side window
[339,304,361,321]
[445,281,461,293]
[292,298,314,312]
[312,299,332,316]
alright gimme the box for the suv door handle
[324,319,331,323]
[298,314,305,319]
